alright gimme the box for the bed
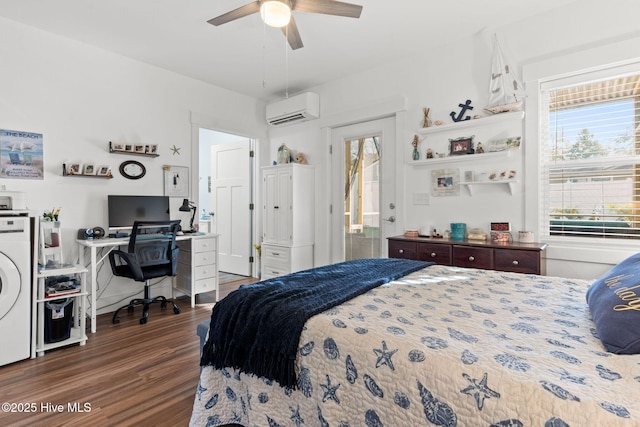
[190,257,640,426]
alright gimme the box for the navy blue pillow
[586,253,640,354]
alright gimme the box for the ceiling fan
[207,0,363,50]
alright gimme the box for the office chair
[109,220,182,324]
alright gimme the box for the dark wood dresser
[388,235,547,275]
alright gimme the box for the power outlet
[413,192,431,205]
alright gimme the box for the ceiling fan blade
[292,0,363,18]
[281,16,304,50]
[207,1,261,26]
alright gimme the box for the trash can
[44,298,74,343]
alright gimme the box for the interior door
[211,141,251,275]
[330,117,396,263]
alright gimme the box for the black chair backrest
[127,220,181,267]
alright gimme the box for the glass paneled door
[331,117,397,263]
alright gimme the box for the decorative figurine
[277,143,290,164]
[434,120,443,126]
[411,135,420,160]
[450,99,474,122]
[422,107,432,128]
[295,152,308,164]
[476,142,484,153]
[426,148,433,159]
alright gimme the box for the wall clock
[119,160,146,180]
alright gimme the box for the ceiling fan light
[260,1,291,28]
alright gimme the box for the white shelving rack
[32,217,88,358]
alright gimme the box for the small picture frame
[111,143,126,151]
[124,144,134,152]
[134,144,146,154]
[431,168,460,197]
[449,136,474,155]
[69,163,82,175]
[464,170,474,182]
[146,144,158,154]
[96,165,111,177]
[83,164,96,175]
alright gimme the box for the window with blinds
[540,69,640,240]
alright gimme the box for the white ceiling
[0,0,578,102]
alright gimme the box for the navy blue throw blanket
[201,258,433,387]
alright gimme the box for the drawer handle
[272,252,280,256]
[430,252,436,258]
[274,206,279,209]
[468,256,475,261]
[512,260,519,265]
[398,249,404,254]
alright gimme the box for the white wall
[266,0,640,280]
[0,17,266,314]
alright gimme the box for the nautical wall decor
[450,100,474,122]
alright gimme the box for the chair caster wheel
[161,301,167,308]
[127,306,134,313]
[113,317,120,324]
[173,307,181,314]
[140,317,148,324]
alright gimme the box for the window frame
[535,60,640,248]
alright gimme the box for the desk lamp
[179,199,197,233]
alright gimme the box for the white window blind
[540,68,640,240]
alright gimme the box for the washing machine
[0,215,31,366]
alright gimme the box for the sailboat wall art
[485,35,527,114]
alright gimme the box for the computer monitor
[107,195,170,232]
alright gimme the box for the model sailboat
[485,36,527,114]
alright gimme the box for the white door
[330,117,397,263]
[211,141,251,275]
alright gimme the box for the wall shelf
[65,173,113,179]
[416,110,525,136]
[460,180,519,196]
[409,148,517,166]
[109,141,159,157]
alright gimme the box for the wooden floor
[0,278,255,427]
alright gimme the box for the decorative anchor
[450,99,474,122]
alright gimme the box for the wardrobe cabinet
[261,164,314,279]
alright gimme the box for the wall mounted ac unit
[266,92,320,126]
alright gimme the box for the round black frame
[119,160,146,180]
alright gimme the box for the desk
[77,233,218,333]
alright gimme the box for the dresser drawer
[417,243,452,265]
[494,249,540,274]
[388,240,417,259]
[453,246,493,269]
[194,277,217,294]
[193,251,215,267]
[262,245,291,263]
[194,237,217,253]
[195,264,216,281]
[262,262,290,278]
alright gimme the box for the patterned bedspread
[190,265,640,426]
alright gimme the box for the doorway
[330,117,396,263]
[198,128,254,277]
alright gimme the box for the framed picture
[111,143,126,151]
[163,165,189,197]
[96,165,111,177]
[134,144,146,154]
[431,168,460,197]
[69,163,82,175]
[146,144,158,154]
[449,136,474,155]
[83,164,96,175]
[488,136,521,152]
[124,144,134,152]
